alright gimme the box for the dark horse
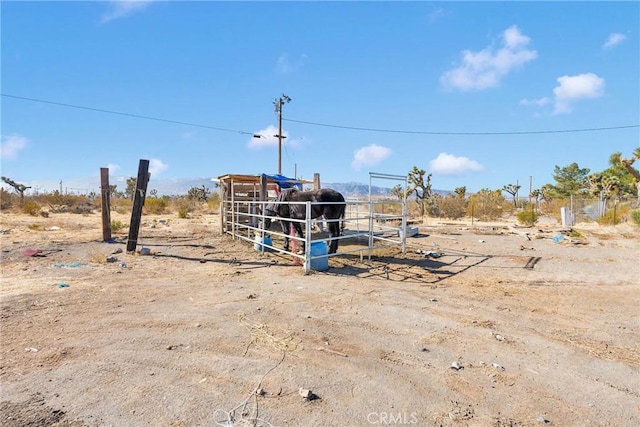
[262,188,346,254]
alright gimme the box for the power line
[1,93,253,135]
[3,93,638,136]
[283,117,639,135]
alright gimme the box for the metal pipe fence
[221,198,407,273]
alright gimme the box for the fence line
[221,199,408,273]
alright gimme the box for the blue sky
[1,1,638,194]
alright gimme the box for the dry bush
[0,188,15,211]
[439,195,467,219]
[143,196,169,215]
[111,198,133,214]
[22,199,41,216]
[597,204,630,225]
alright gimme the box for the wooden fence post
[100,168,111,242]
[126,159,150,253]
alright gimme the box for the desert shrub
[111,219,126,233]
[111,198,133,214]
[37,191,89,209]
[177,208,189,219]
[597,204,629,225]
[22,199,41,216]
[207,193,221,211]
[466,189,505,221]
[516,205,538,226]
[144,196,169,215]
[539,198,568,223]
[631,208,640,226]
[0,188,14,210]
[439,195,467,219]
[28,223,41,230]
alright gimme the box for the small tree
[613,148,640,202]
[454,186,466,199]
[187,185,211,202]
[466,188,505,221]
[502,183,521,207]
[407,166,432,217]
[125,177,137,200]
[390,184,406,200]
[549,163,590,197]
[1,176,31,206]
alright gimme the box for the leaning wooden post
[100,168,112,242]
[126,159,150,253]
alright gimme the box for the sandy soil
[0,211,638,427]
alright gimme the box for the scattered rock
[106,256,118,263]
[451,361,464,370]
[298,388,318,400]
[536,416,550,423]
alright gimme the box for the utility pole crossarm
[273,94,291,175]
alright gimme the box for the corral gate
[220,172,409,273]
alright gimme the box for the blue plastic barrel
[254,235,272,251]
[309,241,329,271]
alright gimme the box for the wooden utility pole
[126,159,150,253]
[274,94,291,175]
[100,168,112,242]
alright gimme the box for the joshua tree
[1,176,31,206]
[407,166,432,216]
[502,183,522,207]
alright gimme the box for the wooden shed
[217,173,318,235]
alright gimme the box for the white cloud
[149,158,168,176]
[247,125,288,149]
[427,7,446,24]
[519,97,550,107]
[440,25,537,91]
[276,53,308,74]
[0,134,29,160]
[429,152,483,176]
[552,73,605,114]
[603,33,627,50]
[106,163,120,173]
[101,0,156,24]
[351,145,392,171]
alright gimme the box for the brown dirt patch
[1,212,639,426]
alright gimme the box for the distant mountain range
[10,176,450,199]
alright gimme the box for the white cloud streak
[149,158,168,176]
[552,73,605,114]
[351,145,392,171]
[276,53,308,74]
[603,33,627,50]
[247,125,287,149]
[429,153,483,176]
[101,0,156,24]
[440,25,537,91]
[519,97,550,107]
[0,134,29,160]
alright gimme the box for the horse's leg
[328,221,339,254]
[281,221,290,251]
[294,222,305,253]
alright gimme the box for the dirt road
[1,212,638,426]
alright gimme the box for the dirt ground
[0,210,638,427]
